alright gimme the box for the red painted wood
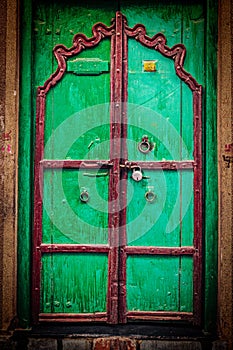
[126,311,193,321]
[32,94,45,324]
[40,244,110,254]
[124,24,201,92]
[39,313,107,322]
[107,12,123,324]
[124,246,195,256]
[118,13,128,325]
[123,161,194,170]
[40,160,113,169]
[192,88,203,326]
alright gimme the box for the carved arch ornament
[37,12,202,96]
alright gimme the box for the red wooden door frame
[32,12,203,325]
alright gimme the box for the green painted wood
[67,58,109,75]
[181,170,194,246]
[17,0,33,328]
[127,256,193,312]
[127,43,182,162]
[123,0,205,317]
[41,253,108,313]
[126,256,179,312]
[204,0,218,333]
[19,0,218,327]
[180,256,193,312]
[124,1,184,162]
[127,170,180,247]
[42,169,109,244]
[44,44,111,160]
[181,4,204,160]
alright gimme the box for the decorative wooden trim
[127,311,193,322]
[192,88,203,326]
[37,22,115,97]
[107,11,124,325]
[118,13,129,324]
[124,246,195,256]
[40,160,113,169]
[124,24,202,92]
[40,244,110,254]
[124,161,194,170]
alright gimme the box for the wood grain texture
[18,0,218,329]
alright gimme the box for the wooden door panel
[126,170,181,247]
[127,42,182,162]
[42,169,109,245]
[41,253,108,314]
[44,42,111,160]
[32,1,204,324]
[126,256,193,313]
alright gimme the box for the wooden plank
[204,0,218,332]
[127,311,193,321]
[126,170,181,247]
[18,0,33,328]
[40,253,108,314]
[107,11,123,324]
[180,256,193,312]
[124,2,182,163]
[41,160,113,169]
[39,313,107,322]
[126,256,180,312]
[125,246,195,255]
[124,161,194,170]
[42,169,109,245]
[181,170,194,246]
[40,244,109,253]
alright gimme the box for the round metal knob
[80,190,89,203]
[145,191,156,203]
[138,139,151,154]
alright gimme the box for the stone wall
[0,0,18,332]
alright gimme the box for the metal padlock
[132,166,143,182]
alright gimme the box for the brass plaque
[143,60,156,72]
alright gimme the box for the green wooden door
[30,0,214,326]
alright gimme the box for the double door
[33,8,203,325]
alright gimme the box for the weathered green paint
[18,0,218,330]
[67,58,109,75]
[18,0,33,328]
[127,170,181,247]
[41,254,108,313]
[127,256,193,312]
[204,0,218,333]
[127,170,193,247]
[42,169,109,244]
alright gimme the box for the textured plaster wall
[218,0,233,345]
[0,0,18,331]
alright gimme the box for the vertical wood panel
[126,256,180,312]
[18,0,33,328]
[127,170,180,247]
[42,169,109,244]
[41,254,108,313]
